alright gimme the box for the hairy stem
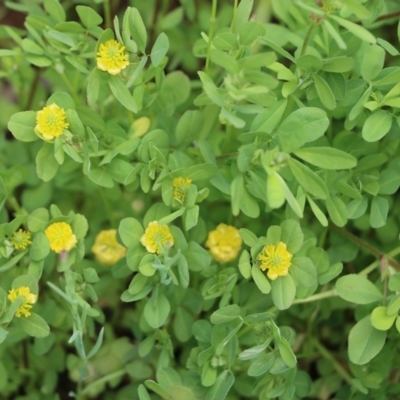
[24,67,41,111]
[359,245,400,276]
[104,0,111,30]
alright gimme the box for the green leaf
[307,197,328,227]
[336,274,382,304]
[326,195,347,227]
[206,370,235,400]
[348,316,386,365]
[362,110,392,142]
[329,15,376,44]
[280,107,329,143]
[0,326,8,344]
[210,305,240,324]
[293,147,357,170]
[266,171,285,209]
[276,173,303,218]
[251,99,287,133]
[252,265,271,294]
[290,257,317,288]
[36,144,59,182]
[151,33,169,67]
[361,44,385,81]
[108,75,138,112]
[280,219,303,254]
[313,73,336,110]
[371,306,397,331]
[238,250,251,279]
[27,208,49,232]
[279,337,297,368]
[370,196,388,229]
[8,111,38,142]
[87,168,114,188]
[83,268,99,283]
[143,290,170,329]
[87,68,101,106]
[198,71,225,107]
[175,110,203,147]
[239,228,258,247]
[118,218,144,248]
[297,55,322,72]
[18,312,50,338]
[238,21,265,45]
[271,275,296,310]
[76,5,103,28]
[128,7,147,54]
[29,232,50,261]
[288,158,328,199]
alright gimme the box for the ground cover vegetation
[1,0,400,398]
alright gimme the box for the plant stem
[104,0,111,30]
[332,225,400,271]
[300,22,315,56]
[376,10,400,22]
[205,0,218,72]
[293,289,338,305]
[231,0,239,33]
[359,245,400,276]
[311,338,353,385]
[24,67,41,111]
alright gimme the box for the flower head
[257,242,292,280]
[8,286,37,318]
[140,221,174,254]
[91,229,127,265]
[10,229,32,250]
[173,177,192,203]
[96,39,129,75]
[35,103,69,140]
[205,223,242,263]
[44,222,77,253]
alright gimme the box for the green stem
[332,225,400,271]
[300,22,315,56]
[267,289,338,313]
[60,72,79,105]
[359,245,400,276]
[231,0,238,33]
[7,196,25,215]
[104,0,112,30]
[311,338,353,385]
[205,0,218,73]
[24,67,41,111]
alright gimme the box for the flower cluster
[257,242,292,280]
[44,222,77,253]
[8,286,37,318]
[206,223,242,263]
[140,221,174,254]
[172,177,192,203]
[35,103,69,140]
[91,229,127,265]
[96,39,129,75]
[10,229,32,250]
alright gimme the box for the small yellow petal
[7,286,37,318]
[257,241,292,280]
[205,224,242,263]
[96,39,129,75]
[92,229,127,265]
[45,222,77,253]
[140,221,174,254]
[35,103,69,139]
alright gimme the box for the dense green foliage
[1,0,400,399]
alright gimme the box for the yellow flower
[205,223,242,263]
[10,229,32,250]
[8,286,38,318]
[91,229,127,265]
[96,39,129,75]
[35,103,69,140]
[257,242,292,280]
[173,177,192,203]
[140,221,174,254]
[44,222,77,253]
